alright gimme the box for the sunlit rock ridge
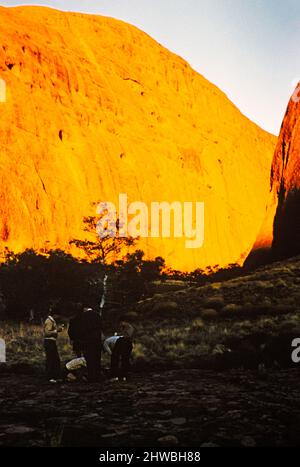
[0,6,276,270]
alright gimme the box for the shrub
[123,311,139,321]
[221,303,242,314]
[272,305,296,316]
[200,308,218,320]
[191,318,205,329]
[150,300,180,317]
[248,280,274,289]
[203,295,224,310]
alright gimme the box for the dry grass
[0,323,72,368]
[1,308,300,371]
[2,256,300,371]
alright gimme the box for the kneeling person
[65,356,87,382]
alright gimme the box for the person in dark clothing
[80,307,102,383]
[68,307,84,358]
[112,337,133,379]
[103,323,134,381]
[43,313,63,383]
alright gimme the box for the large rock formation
[0,6,276,271]
[246,83,300,265]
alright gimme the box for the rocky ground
[2,257,300,447]
[1,368,300,447]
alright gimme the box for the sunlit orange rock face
[0,6,276,271]
[247,84,300,265]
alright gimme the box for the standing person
[103,322,134,382]
[68,304,84,357]
[81,307,102,383]
[44,313,63,383]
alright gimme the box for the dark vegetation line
[0,211,248,323]
[0,246,245,323]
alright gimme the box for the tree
[0,248,103,320]
[112,251,166,305]
[70,214,136,265]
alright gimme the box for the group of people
[43,306,133,384]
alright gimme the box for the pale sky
[1,0,300,135]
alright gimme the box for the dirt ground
[0,368,300,447]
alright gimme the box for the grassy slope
[1,255,300,371]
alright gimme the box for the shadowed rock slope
[246,84,300,266]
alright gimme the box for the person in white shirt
[43,313,64,383]
[103,322,134,381]
[103,335,122,355]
